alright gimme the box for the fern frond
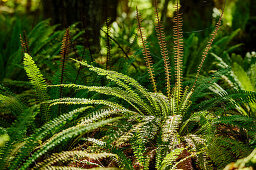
[213,115,256,136]
[114,121,147,147]
[154,5,171,99]
[72,59,159,115]
[23,53,49,121]
[136,7,157,92]
[173,0,184,101]
[162,115,182,143]
[207,135,252,169]
[160,147,185,170]
[87,138,133,170]
[60,28,71,85]
[192,7,224,90]
[34,151,117,169]
[59,28,71,114]
[80,108,136,125]
[106,17,112,70]
[132,131,147,169]
[19,117,122,169]
[0,94,25,114]
[46,97,126,110]
[9,107,91,169]
[49,84,151,115]
[20,33,30,54]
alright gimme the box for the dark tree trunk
[26,0,32,13]
[181,0,214,36]
[42,0,118,53]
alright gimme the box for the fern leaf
[80,108,136,125]
[9,107,91,169]
[34,151,117,169]
[162,115,182,143]
[160,147,184,170]
[19,117,122,169]
[72,59,160,115]
[46,97,126,110]
[23,53,49,121]
[50,84,151,115]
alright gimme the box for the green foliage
[1,1,255,169]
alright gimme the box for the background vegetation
[0,0,255,169]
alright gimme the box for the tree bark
[42,0,118,53]
[181,0,214,36]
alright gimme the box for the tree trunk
[42,0,118,53]
[181,0,214,36]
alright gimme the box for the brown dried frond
[191,7,224,91]
[20,32,30,54]
[59,28,71,114]
[155,4,171,100]
[136,7,157,93]
[173,1,184,101]
[106,17,111,70]
[60,28,71,61]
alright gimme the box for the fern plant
[0,52,126,169]
[39,1,229,169]
[2,1,255,169]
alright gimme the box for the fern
[23,53,49,121]
[136,7,157,92]
[34,151,117,169]
[159,147,184,170]
[173,0,184,102]
[154,5,171,100]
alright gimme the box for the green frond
[160,147,185,170]
[132,131,147,169]
[8,107,91,169]
[50,84,151,115]
[79,108,136,125]
[87,138,133,170]
[0,94,25,115]
[150,92,170,117]
[19,117,122,169]
[161,115,182,143]
[72,59,160,114]
[47,97,126,110]
[34,151,117,169]
[23,53,49,121]
[206,135,252,169]
[214,115,256,133]
[42,167,120,170]
[177,86,192,116]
